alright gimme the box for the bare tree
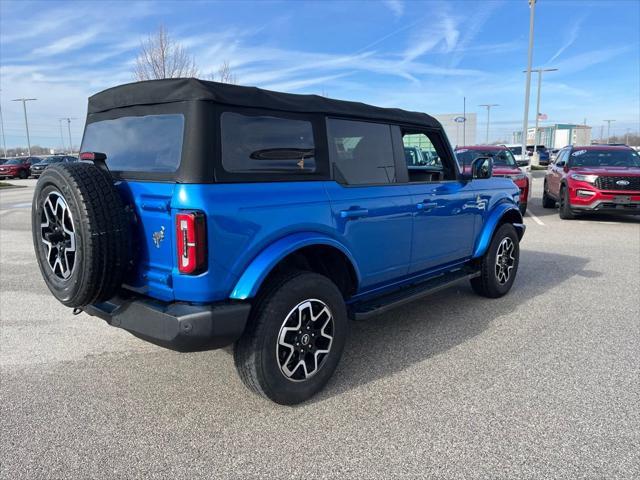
[134,25,199,80]
[217,60,237,84]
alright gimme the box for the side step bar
[350,267,480,320]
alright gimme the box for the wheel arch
[229,232,360,301]
[472,203,525,259]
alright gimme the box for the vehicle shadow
[309,249,594,404]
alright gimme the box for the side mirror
[471,156,493,179]
[555,160,565,167]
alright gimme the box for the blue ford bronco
[32,79,525,404]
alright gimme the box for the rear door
[324,118,413,289]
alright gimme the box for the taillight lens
[176,211,207,274]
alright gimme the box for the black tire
[234,271,348,405]
[470,223,520,298]
[558,186,576,220]
[519,203,527,216]
[542,182,556,208]
[18,170,28,179]
[32,163,130,307]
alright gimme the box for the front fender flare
[472,204,525,258]
[229,232,361,300]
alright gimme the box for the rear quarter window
[221,112,316,174]
[81,114,184,172]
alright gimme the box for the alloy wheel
[495,237,515,285]
[276,299,334,382]
[40,191,76,279]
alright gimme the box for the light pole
[454,116,466,147]
[603,119,615,144]
[521,0,536,166]
[463,96,466,146]
[11,98,37,156]
[479,104,499,144]
[524,67,558,159]
[0,91,7,157]
[58,119,67,153]
[60,117,77,153]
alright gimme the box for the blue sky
[1,0,638,149]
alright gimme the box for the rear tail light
[176,211,207,274]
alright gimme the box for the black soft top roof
[88,78,441,129]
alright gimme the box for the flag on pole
[537,113,548,121]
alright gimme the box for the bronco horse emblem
[152,226,165,248]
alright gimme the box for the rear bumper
[85,295,251,352]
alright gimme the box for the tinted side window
[82,114,184,172]
[556,150,568,165]
[221,112,316,174]
[327,118,395,185]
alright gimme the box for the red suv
[455,145,531,215]
[542,145,640,219]
[0,157,36,179]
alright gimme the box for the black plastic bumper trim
[84,296,251,352]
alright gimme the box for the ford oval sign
[616,180,630,186]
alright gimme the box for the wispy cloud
[262,72,355,92]
[383,0,404,18]
[31,29,103,56]
[547,15,586,64]
[552,45,631,74]
[403,11,460,62]
[447,1,502,67]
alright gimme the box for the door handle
[340,208,369,219]
[416,201,437,211]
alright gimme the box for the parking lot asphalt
[1,174,639,479]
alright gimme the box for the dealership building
[434,113,477,147]
[513,124,592,149]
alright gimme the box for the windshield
[455,149,516,167]
[569,149,640,168]
[508,146,522,155]
[43,157,63,163]
[5,159,23,165]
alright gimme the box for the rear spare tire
[32,163,130,307]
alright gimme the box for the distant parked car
[30,155,77,178]
[543,144,640,218]
[456,145,531,215]
[0,158,35,179]
[527,145,550,165]
[504,144,529,168]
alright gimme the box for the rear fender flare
[229,232,360,300]
[472,203,525,258]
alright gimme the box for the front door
[548,149,568,197]
[400,130,480,274]
[407,181,479,273]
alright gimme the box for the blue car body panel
[117,176,521,304]
[323,182,414,287]
[230,231,360,300]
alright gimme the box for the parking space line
[526,210,545,226]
